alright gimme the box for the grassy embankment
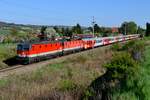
[0,46,112,100]
[111,38,150,100]
[0,43,16,69]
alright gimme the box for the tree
[64,28,72,37]
[9,27,20,42]
[88,24,102,33]
[88,27,93,32]
[10,27,19,36]
[53,26,61,33]
[40,26,47,34]
[120,21,137,35]
[72,23,83,34]
[137,26,145,35]
[146,23,150,36]
[94,24,101,33]
[40,26,47,41]
[61,28,65,36]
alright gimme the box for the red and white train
[17,34,139,64]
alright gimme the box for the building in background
[111,27,119,33]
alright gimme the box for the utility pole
[92,16,96,37]
[124,23,127,35]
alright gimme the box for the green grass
[0,46,111,100]
[0,43,16,69]
[112,45,150,100]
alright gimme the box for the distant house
[111,27,119,33]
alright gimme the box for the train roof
[17,38,82,45]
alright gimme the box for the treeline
[1,21,150,43]
[53,21,146,37]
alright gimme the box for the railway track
[0,65,23,73]
[0,39,138,78]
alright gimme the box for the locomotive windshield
[17,43,31,51]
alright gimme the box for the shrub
[103,52,138,80]
[109,40,147,100]
[111,43,122,51]
[83,88,95,100]
[102,52,141,100]
[116,40,146,61]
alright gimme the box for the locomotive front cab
[17,43,31,64]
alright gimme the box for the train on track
[17,34,139,64]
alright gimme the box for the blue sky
[0,0,149,27]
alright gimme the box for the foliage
[120,21,137,35]
[146,23,150,36]
[94,24,101,33]
[107,39,150,100]
[112,92,137,100]
[40,26,47,34]
[0,43,16,69]
[111,43,122,51]
[83,88,95,100]
[53,26,60,33]
[122,40,145,61]
[104,52,138,79]
[137,26,145,35]
[64,27,72,37]
[72,23,83,34]
[61,27,65,35]
[101,32,109,37]
[112,46,150,100]
[112,40,145,62]
[10,27,19,36]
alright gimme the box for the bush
[114,40,146,61]
[111,40,146,62]
[109,40,147,100]
[104,52,138,80]
[111,43,122,51]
